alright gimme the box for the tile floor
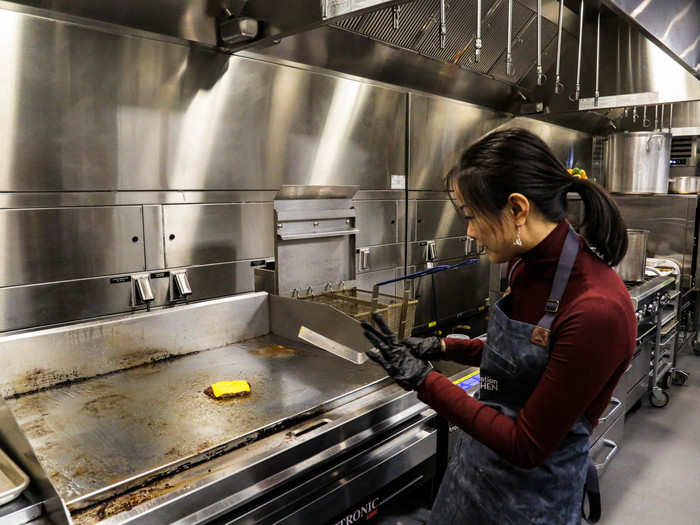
[598,353,700,525]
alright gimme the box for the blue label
[456,373,480,392]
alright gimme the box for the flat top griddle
[5,334,387,509]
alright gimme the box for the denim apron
[429,227,601,525]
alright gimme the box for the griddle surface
[6,335,386,507]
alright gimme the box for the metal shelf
[636,325,657,344]
[661,310,677,327]
[661,320,680,337]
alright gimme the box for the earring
[513,226,523,247]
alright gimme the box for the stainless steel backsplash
[0,7,592,332]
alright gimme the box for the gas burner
[625,274,677,336]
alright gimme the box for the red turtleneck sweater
[417,221,636,468]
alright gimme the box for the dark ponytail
[568,176,628,265]
[447,128,628,266]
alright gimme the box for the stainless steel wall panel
[356,244,403,273]
[408,191,454,200]
[277,236,355,295]
[416,200,464,240]
[408,241,427,268]
[613,195,697,289]
[494,117,593,172]
[353,190,405,201]
[356,268,398,296]
[143,205,165,270]
[183,261,259,302]
[398,200,418,243]
[0,261,264,333]
[0,207,144,287]
[354,200,398,247]
[0,10,405,192]
[409,93,509,190]
[435,237,469,261]
[0,191,277,208]
[0,277,133,333]
[162,203,274,267]
[408,237,468,266]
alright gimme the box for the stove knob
[635,311,643,323]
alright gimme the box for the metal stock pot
[604,132,671,194]
[668,176,700,194]
[614,229,649,283]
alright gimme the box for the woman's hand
[361,313,432,391]
[402,336,444,361]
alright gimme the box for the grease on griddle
[249,344,299,358]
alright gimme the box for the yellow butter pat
[211,380,251,398]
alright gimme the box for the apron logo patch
[480,376,498,392]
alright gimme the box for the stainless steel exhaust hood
[3,0,697,121]
[10,0,696,82]
[602,0,699,77]
[234,0,408,36]
[331,0,562,86]
[1,0,408,48]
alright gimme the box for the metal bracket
[131,273,154,310]
[544,299,560,313]
[169,270,192,302]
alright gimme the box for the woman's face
[454,184,519,264]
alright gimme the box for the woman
[362,128,636,525]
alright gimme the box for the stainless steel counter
[6,334,387,511]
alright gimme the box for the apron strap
[507,258,524,287]
[535,225,580,331]
[582,457,601,523]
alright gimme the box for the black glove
[361,313,432,391]
[402,336,444,361]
